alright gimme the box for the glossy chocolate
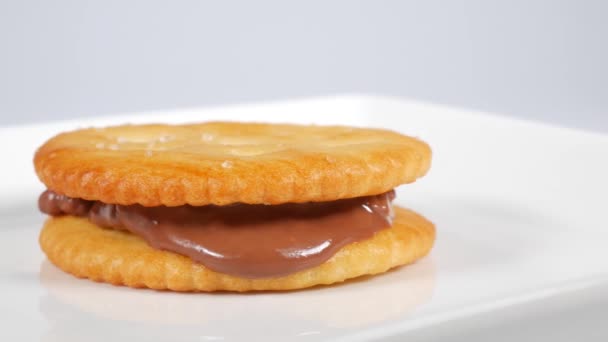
[39,190,395,278]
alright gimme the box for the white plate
[1,95,608,341]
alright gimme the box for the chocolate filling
[39,190,395,279]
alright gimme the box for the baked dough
[34,122,431,206]
[39,206,435,292]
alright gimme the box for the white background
[2,97,608,341]
[1,0,607,132]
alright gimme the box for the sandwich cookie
[35,122,434,291]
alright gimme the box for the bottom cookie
[39,206,435,292]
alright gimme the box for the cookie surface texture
[34,122,431,206]
[39,206,435,292]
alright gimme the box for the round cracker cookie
[39,206,435,292]
[34,122,431,206]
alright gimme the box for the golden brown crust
[39,206,435,292]
[34,122,431,206]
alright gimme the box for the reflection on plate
[39,258,435,340]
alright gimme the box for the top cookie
[34,122,431,206]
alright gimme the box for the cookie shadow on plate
[39,257,436,340]
[410,195,568,273]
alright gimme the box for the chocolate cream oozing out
[39,189,395,279]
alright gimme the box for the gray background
[1,2,607,340]
[1,0,607,131]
